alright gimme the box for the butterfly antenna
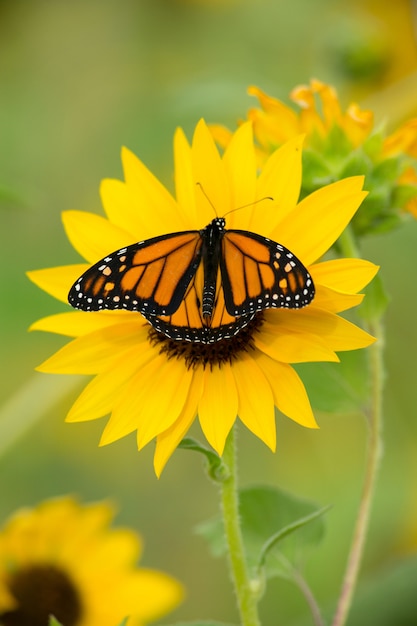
[222,196,274,218]
[196,182,218,217]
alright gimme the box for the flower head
[0,497,183,626]
[212,79,417,235]
[28,120,377,476]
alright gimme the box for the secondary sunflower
[0,497,183,626]
[28,120,377,476]
[212,79,417,233]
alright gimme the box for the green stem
[292,569,325,626]
[331,318,384,626]
[220,427,261,626]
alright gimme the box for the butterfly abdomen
[200,218,225,319]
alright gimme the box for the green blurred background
[1,1,417,624]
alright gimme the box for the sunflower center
[148,313,265,368]
[0,564,83,626]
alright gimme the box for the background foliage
[1,1,417,624]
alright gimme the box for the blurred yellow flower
[211,79,374,157]
[212,79,417,230]
[0,497,183,626]
[28,120,377,476]
[248,79,375,151]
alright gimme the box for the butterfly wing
[68,231,202,316]
[148,264,256,343]
[220,230,314,316]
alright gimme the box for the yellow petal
[247,86,298,152]
[174,127,198,225]
[198,363,238,455]
[37,322,146,374]
[252,135,303,234]
[222,121,257,227]
[255,322,339,363]
[114,569,184,622]
[135,358,194,450]
[66,345,154,423]
[62,210,135,264]
[100,179,152,240]
[154,367,204,477]
[121,146,186,232]
[320,314,376,351]
[192,119,231,223]
[274,177,367,265]
[100,355,193,448]
[311,285,364,313]
[27,264,88,303]
[257,354,318,428]
[232,354,276,451]
[29,310,134,337]
[266,308,375,351]
[310,258,379,293]
[312,80,342,126]
[209,123,234,149]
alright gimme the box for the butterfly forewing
[68,218,315,345]
[68,231,202,316]
[220,230,314,316]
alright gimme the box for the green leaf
[197,486,327,581]
[256,504,331,572]
[179,438,230,482]
[49,618,63,626]
[296,348,371,413]
[115,619,129,626]
[345,556,417,626]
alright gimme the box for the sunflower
[210,79,374,157]
[212,79,417,232]
[27,120,377,476]
[248,79,375,152]
[0,497,183,626]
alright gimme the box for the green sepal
[339,149,372,179]
[48,618,63,626]
[357,273,390,323]
[301,149,334,194]
[296,347,371,413]
[362,129,384,160]
[371,155,403,185]
[322,125,354,162]
[115,619,129,626]
[392,182,417,210]
[178,438,230,482]
[197,486,327,581]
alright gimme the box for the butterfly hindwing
[220,230,315,316]
[68,231,203,316]
[145,264,256,343]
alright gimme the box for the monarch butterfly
[68,217,315,344]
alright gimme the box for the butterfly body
[68,217,315,344]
